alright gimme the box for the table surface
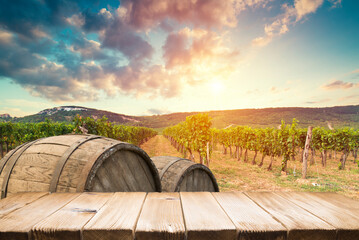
[0,191,358,240]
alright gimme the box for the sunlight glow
[209,81,224,95]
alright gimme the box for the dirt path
[141,135,359,199]
[141,135,182,158]
[141,135,290,193]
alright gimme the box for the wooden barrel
[0,134,161,198]
[151,156,219,192]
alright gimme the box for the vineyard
[164,114,359,172]
[1,112,359,197]
[0,115,157,158]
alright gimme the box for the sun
[209,81,224,95]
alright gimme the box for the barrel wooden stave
[151,156,219,192]
[0,134,161,198]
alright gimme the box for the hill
[15,106,142,125]
[13,105,359,129]
[141,105,359,129]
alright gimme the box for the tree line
[0,115,157,157]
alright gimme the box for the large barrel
[151,156,219,192]
[0,134,161,198]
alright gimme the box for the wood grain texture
[2,135,160,196]
[246,192,336,240]
[83,192,146,240]
[136,192,185,240]
[305,192,359,213]
[0,192,49,218]
[0,192,357,240]
[49,135,101,192]
[32,192,111,240]
[36,135,86,146]
[181,192,236,240]
[152,156,218,192]
[0,193,79,240]
[214,192,287,240]
[277,192,359,240]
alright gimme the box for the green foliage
[0,116,157,155]
[163,113,212,164]
[211,118,358,171]
[73,115,157,146]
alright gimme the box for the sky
[0,0,358,117]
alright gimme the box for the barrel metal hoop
[76,142,121,192]
[1,139,43,199]
[159,157,191,180]
[49,135,102,193]
[0,142,27,175]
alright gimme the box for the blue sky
[0,0,358,117]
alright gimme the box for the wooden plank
[305,192,359,212]
[15,153,59,167]
[36,135,86,146]
[116,151,140,191]
[246,192,336,240]
[92,152,130,192]
[179,174,187,191]
[136,192,185,240]
[186,171,194,191]
[0,192,49,218]
[57,158,87,190]
[136,154,156,190]
[214,192,287,240]
[32,192,111,240]
[83,192,146,240]
[24,144,68,157]
[121,150,151,191]
[181,192,236,240]
[77,138,112,150]
[277,192,359,240]
[193,170,199,190]
[0,193,80,240]
[7,178,50,194]
[197,170,204,191]
[99,157,128,191]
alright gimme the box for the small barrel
[0,134,161,198]
[151,156,219,192]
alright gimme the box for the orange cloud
[121,0,269,30]
[162,28,239,85]
[321,80,359,90]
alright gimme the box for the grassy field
[141,135,359,199]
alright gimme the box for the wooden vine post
[302,126,313,179]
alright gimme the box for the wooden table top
[0,191,358,240]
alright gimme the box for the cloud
[329,0,342,8]
[121,0,237,30]
[162,28,239,85]
[252,0,324,46]
[0,0,87,39]
[338,94,359,101]
[0,0,250,103]
[101,17,154,64]
[321,80,359,90]
[0,29,13,44]
[295,0,324,20]
[269,86,290,93]
[305,98,330,104]
[146,108,171,115]
[120,0,269,30]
